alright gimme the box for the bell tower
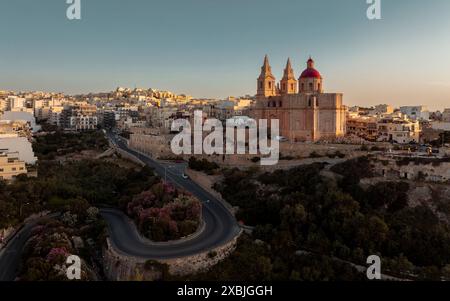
[257,55,277,98]
[280,58,297,95]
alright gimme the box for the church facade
[251,56,346,142]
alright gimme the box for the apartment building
[0,136,38,165]
[377,116,421,144]
[346,115,378,141]
[60,103,98,131]
[400,106,430,121]
[49,106,64,126]
[0,151,27,181]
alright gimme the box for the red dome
[300,68,322,79]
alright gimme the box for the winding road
[0,132,240,280]
[0,213,59,281]
[101,132,241,259]
[0,223,36,281]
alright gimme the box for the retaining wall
[103,231,241,281]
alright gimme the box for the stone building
[251,56,346,142]
[346,115,378,141]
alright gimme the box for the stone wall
[372,155,450,183]
[103,231,241,281]
[103,239,161,281]
[128,131,367,164]
[129,133,174,159]
[0,227,15,249]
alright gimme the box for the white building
[7,96,26,110]
[400,106,430,121]
[377,116,421,144]
[431,121,450,131]
[0,135,38,165]
[68,114,98,131]
[49,106,64,126]
[0,111,41,133]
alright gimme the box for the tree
[418,266,441,281]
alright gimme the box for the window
[12,168,17,171]
[268,82,272,89]
[309,83,313,90]
[259,81,263,89]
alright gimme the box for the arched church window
[309,83,313,90]
[279,101,282,107]
[308,99,312,107]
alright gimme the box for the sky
[1,0,450,110]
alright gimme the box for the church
[251,55,346,142]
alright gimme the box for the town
[1,0,450,288]
[1,56,450,284]
[1,56,449,183]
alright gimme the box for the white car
[182,174,189,179]
[275,136,288,142]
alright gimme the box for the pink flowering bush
[127,182,202,242]
[46,247,70,263]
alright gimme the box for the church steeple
[257,55,277,97]
[280,58,297,95]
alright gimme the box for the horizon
[1,0,450,110]
[0,84,447,112]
